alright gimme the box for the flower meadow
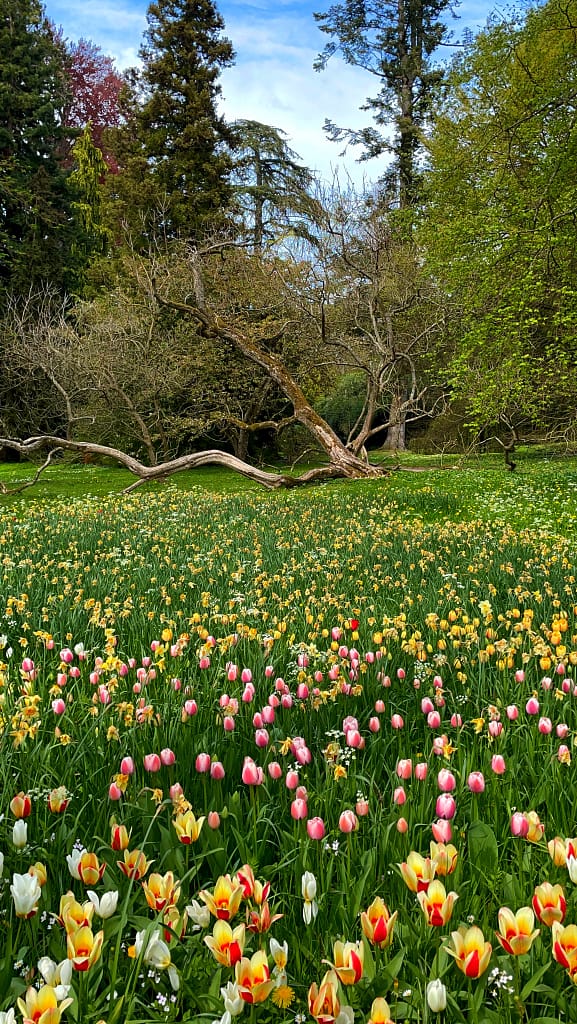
[2,473,577,1023]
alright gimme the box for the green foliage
[423,0,577,437]
[0,0,80,299]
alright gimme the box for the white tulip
[220,981,244,1016]
[426,979,447,1012]
[10,872,41,917]
[66,846,86,880]
[12,820,27,849]
[86,889,119,919]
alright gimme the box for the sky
[42,0,498,186]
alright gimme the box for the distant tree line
[1,0,576,482]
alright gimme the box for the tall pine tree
[0,0,77,299]
[314,0,453,208]
[129,0,236,241]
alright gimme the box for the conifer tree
[0,0,76,298]
[132,0,236,240]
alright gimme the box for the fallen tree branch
[0,436,374,492]
[0,446,63,494]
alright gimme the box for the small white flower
[220,981,243,1016]
[568,856,577,883]
[186,898,211,930]
[0,1008,16,1024]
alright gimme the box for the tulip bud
[12,820,28,848]
[427,979,447,1012]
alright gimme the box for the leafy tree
[314,0,453,207]
[0,0,78,298]
[231,120,315,249]
[118,0,236,242]
[423,0,577,441]
[60,37,124,170]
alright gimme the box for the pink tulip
[184,699,198,716]
[467,771,485,793]
[60,648,74,664]
[437,769,456,792]
[421,697,435,714]
[488,721,503,737]
[144,753,161,773]
[241,757,261,785]
[346,729,363,749]
[393,786,406,806]
[415,762,428,781]
[514,669,525,683]
[556,662,566,675]
[314,671,323,684]
[242,687,254,703]
[397,817,409,833]
[427,710,441,729]
[431,819,452,843]
[356,799,369,816]
[558,744,570,762]
[506,704,519,720]
[160,748,175,767]
[307,817,326,839]
[223,716,235,732]
[338,645,349,659]
[69,666,81,679]
[210,761,225,780]
[120,756,135,776]
[510,812,529,837]
[375,699,385,713]
[252,712,263,729]
[450,713,463,728]
[268,694,280,708]
[491,754,506,775]
[281,693,293,709]
[169,783,183,800]
[368,717,380,733]
[51,698,66,715]
[57,672,67,688]
[297,683,310,699]
[285,770,299,790]
[265,665,275,678]
[526,697,540,715]
[108,782,123,800]
[339,809,359,833]
[365,651,375,664]
[21,657,34,674]
[397,668,406,680]
[433,675,444,688]
[255,729,269,748]
[432,735,448,755]
[199,656,210,669]
[291,798,308,820]
[207,811,220,829]
[331,627,342,641]
[295,745,312,765]
[262,705,276,724]
[141,656,151,668]
[538,717,552,735]
[195,753,211,773]
[241,668,253,684]
[227,663,238,682]
[557,723,570,739]
[391,714,404,730]
[541,676,552,690]
[436,794,456,820]
[268,761,282,780]
[562,677,572,693]
[396,759,412,779]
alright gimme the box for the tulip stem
[468,980,479,1024]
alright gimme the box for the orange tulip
[77,851,106,887]
[445,925,492,978]
[323,939,364,985]
[532,881,566,927]
[142,871,181,912]
[10,791,32,818]
[361,896,397,949]
[418,879,458,927]
[308,970,341,1024]
[117,848,151,880]
[200,874,244,921]
[204,919,246,966]
[495,906,540,955]
[235,949,275,1004]
[246,899,282,933]
[399,851,436,892]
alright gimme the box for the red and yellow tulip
[552,922,577,971]
[172,809,205,844]
[361,896,397,949]
[200,874,244,921]
[323,939,364,985]
[399,851,436,892]
[204,919,246,967]
[495,906,540,955]
[117,848,151,880]
[417,879,458,927]
[66,925,104,971]
[17,984,73,1024]
[445,925,492,978]
[235,949,275,1004]
[532,881,566,927]
[142,871,181,913]
[308,970,341,1024]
